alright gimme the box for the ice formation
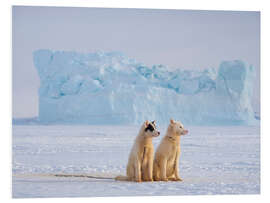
[33,49,257,125]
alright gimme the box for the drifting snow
[33,50,256,125]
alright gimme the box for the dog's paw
[168,177,182,181]
[175,177,182,181]
[161,178,169,182]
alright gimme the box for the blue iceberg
[33,49,257,125]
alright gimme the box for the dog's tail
[115,175,130,181]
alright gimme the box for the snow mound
[33,49,257,125]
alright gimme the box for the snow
[12,125,260,198]
[33,50,257,125]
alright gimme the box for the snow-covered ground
[12,125,260,198]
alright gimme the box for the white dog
[115,120,160,182]
[153,119,188,181]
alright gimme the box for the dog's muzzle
[154,131,160,137]
[182,130,188,135]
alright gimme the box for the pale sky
[12,6,260,118]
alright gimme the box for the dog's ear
[170,119,175,124]
[151,120,156,125]
[145,120,149,127]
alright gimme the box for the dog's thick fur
[115,121,160,182]
[153,119,188,181]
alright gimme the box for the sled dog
[115,120,160,182]
[153,119,188,181]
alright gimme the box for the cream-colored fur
[153,119,188,181]
[115,121,160,182]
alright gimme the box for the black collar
[167,136,176,141]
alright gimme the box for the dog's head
[143,120,160,137]
[169,119,188,136]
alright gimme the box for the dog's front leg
[142,147,151,181]
[173,149,182,181]
[160,157,168,181]
[134,158,142,182]
[146,148,154,181]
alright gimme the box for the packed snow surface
[33,50,257,125]
[12,125,260,198]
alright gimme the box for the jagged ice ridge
[33,49,257,125]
